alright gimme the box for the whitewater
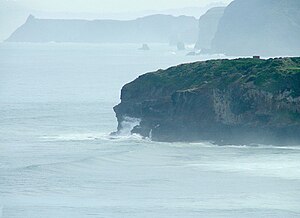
[0,43,299,217]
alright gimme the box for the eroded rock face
[114,57,300,145]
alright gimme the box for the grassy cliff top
[124,57,300,100]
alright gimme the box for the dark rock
[139,44,150,51]
[114,57,300,145]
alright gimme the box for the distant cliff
[114,57,300,145]
[194,7,225,51]
[6,14,198,44]
[212,0,300,56]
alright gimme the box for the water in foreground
[0,43,299,217]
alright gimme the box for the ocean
[0,43,299,218]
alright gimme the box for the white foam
[39,132,145,143]
[117,116,141,136]
[39,133,108,142]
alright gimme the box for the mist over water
[0,43,300,217]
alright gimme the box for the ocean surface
[0,43,299,218]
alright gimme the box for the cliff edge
[114,57,300,145]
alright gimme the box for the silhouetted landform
[186,51,200,56]
[194,7,225,51]
[211,0,300,56]
[114,57,300,145]
[177,42,185,51]
[6,14,198,44]
[139,44,150,50]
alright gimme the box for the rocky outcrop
[194,7,225,51]
[6,14,198,44]
[114,57,300,145]
[212,0,300,56]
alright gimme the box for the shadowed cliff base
[114,57,300,145]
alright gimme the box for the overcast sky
[12,0,233,13]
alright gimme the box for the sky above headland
[7,0,233,13]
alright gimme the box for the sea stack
[139,44,150,51]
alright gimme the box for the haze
[9,0,232,13]
[0,0,231,42]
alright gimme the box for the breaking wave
[39,117,143,142]
[117,116,141,136]
[39,132,144,142]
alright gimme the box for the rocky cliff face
[114,57,300,145]
[212,0,300,56]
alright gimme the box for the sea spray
[117,116,141,136]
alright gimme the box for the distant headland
[6,14,198,45]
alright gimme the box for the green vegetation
[118,57,300,144]
[131,57,300,97]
